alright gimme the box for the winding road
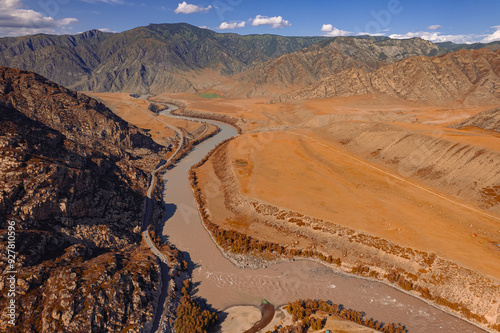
[131,102,185,333]
[139,104,486,333]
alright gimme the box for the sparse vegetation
[235,159,248,166]
[199,92,224,99]
[148,102,163,113]
[172,109,243,134]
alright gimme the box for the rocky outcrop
[449,106,500,132]
[0,67,162,155]
[0,67,167,332]
[5,243,161,333]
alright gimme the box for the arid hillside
[0,24,328,94]
[221,37,443,97]
[276,49,500,104]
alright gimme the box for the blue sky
[1,0,499,43]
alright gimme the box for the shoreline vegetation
[147,226,219,333]
[269,299,407,333]
[171,108,243,134]
[171,108,497,333]
[142,103,222,333]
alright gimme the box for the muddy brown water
[160,111,486,333]
[244,303,275,333]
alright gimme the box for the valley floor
[98,91,500,332]
[160,92,500,279]
[158,92,500,330]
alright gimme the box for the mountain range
[220,36,445,97]
[1,23,500,104]
[0,23,327,94]
[273,48,500,104]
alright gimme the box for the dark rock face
[0,67,162,155]
[0,67,166,332]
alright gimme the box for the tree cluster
[174,294,218,333]
[277,299,407,333]
[174,280,218,333]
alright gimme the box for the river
[159,110,485,333]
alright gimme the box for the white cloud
[320,24,333,32]
[251,15,291,29]
[357,32,385,36]
[174,1,212,14]
[320,24,350,37]
[98,28,117,33]
[0,0,79,37]
[389,31,479,44]
[198,25,209,29]
[356,28,389,36]
[389,26,500,44]
[481,25,500,43]
[427,25,442,30]
[217,21,245,30]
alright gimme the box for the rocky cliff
[0,67,166,332]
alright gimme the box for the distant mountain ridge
[0,23,328,94]
[272,48,500,104]
[220,36,444,97]
[1,22,499,104]
[437,40,500,52]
